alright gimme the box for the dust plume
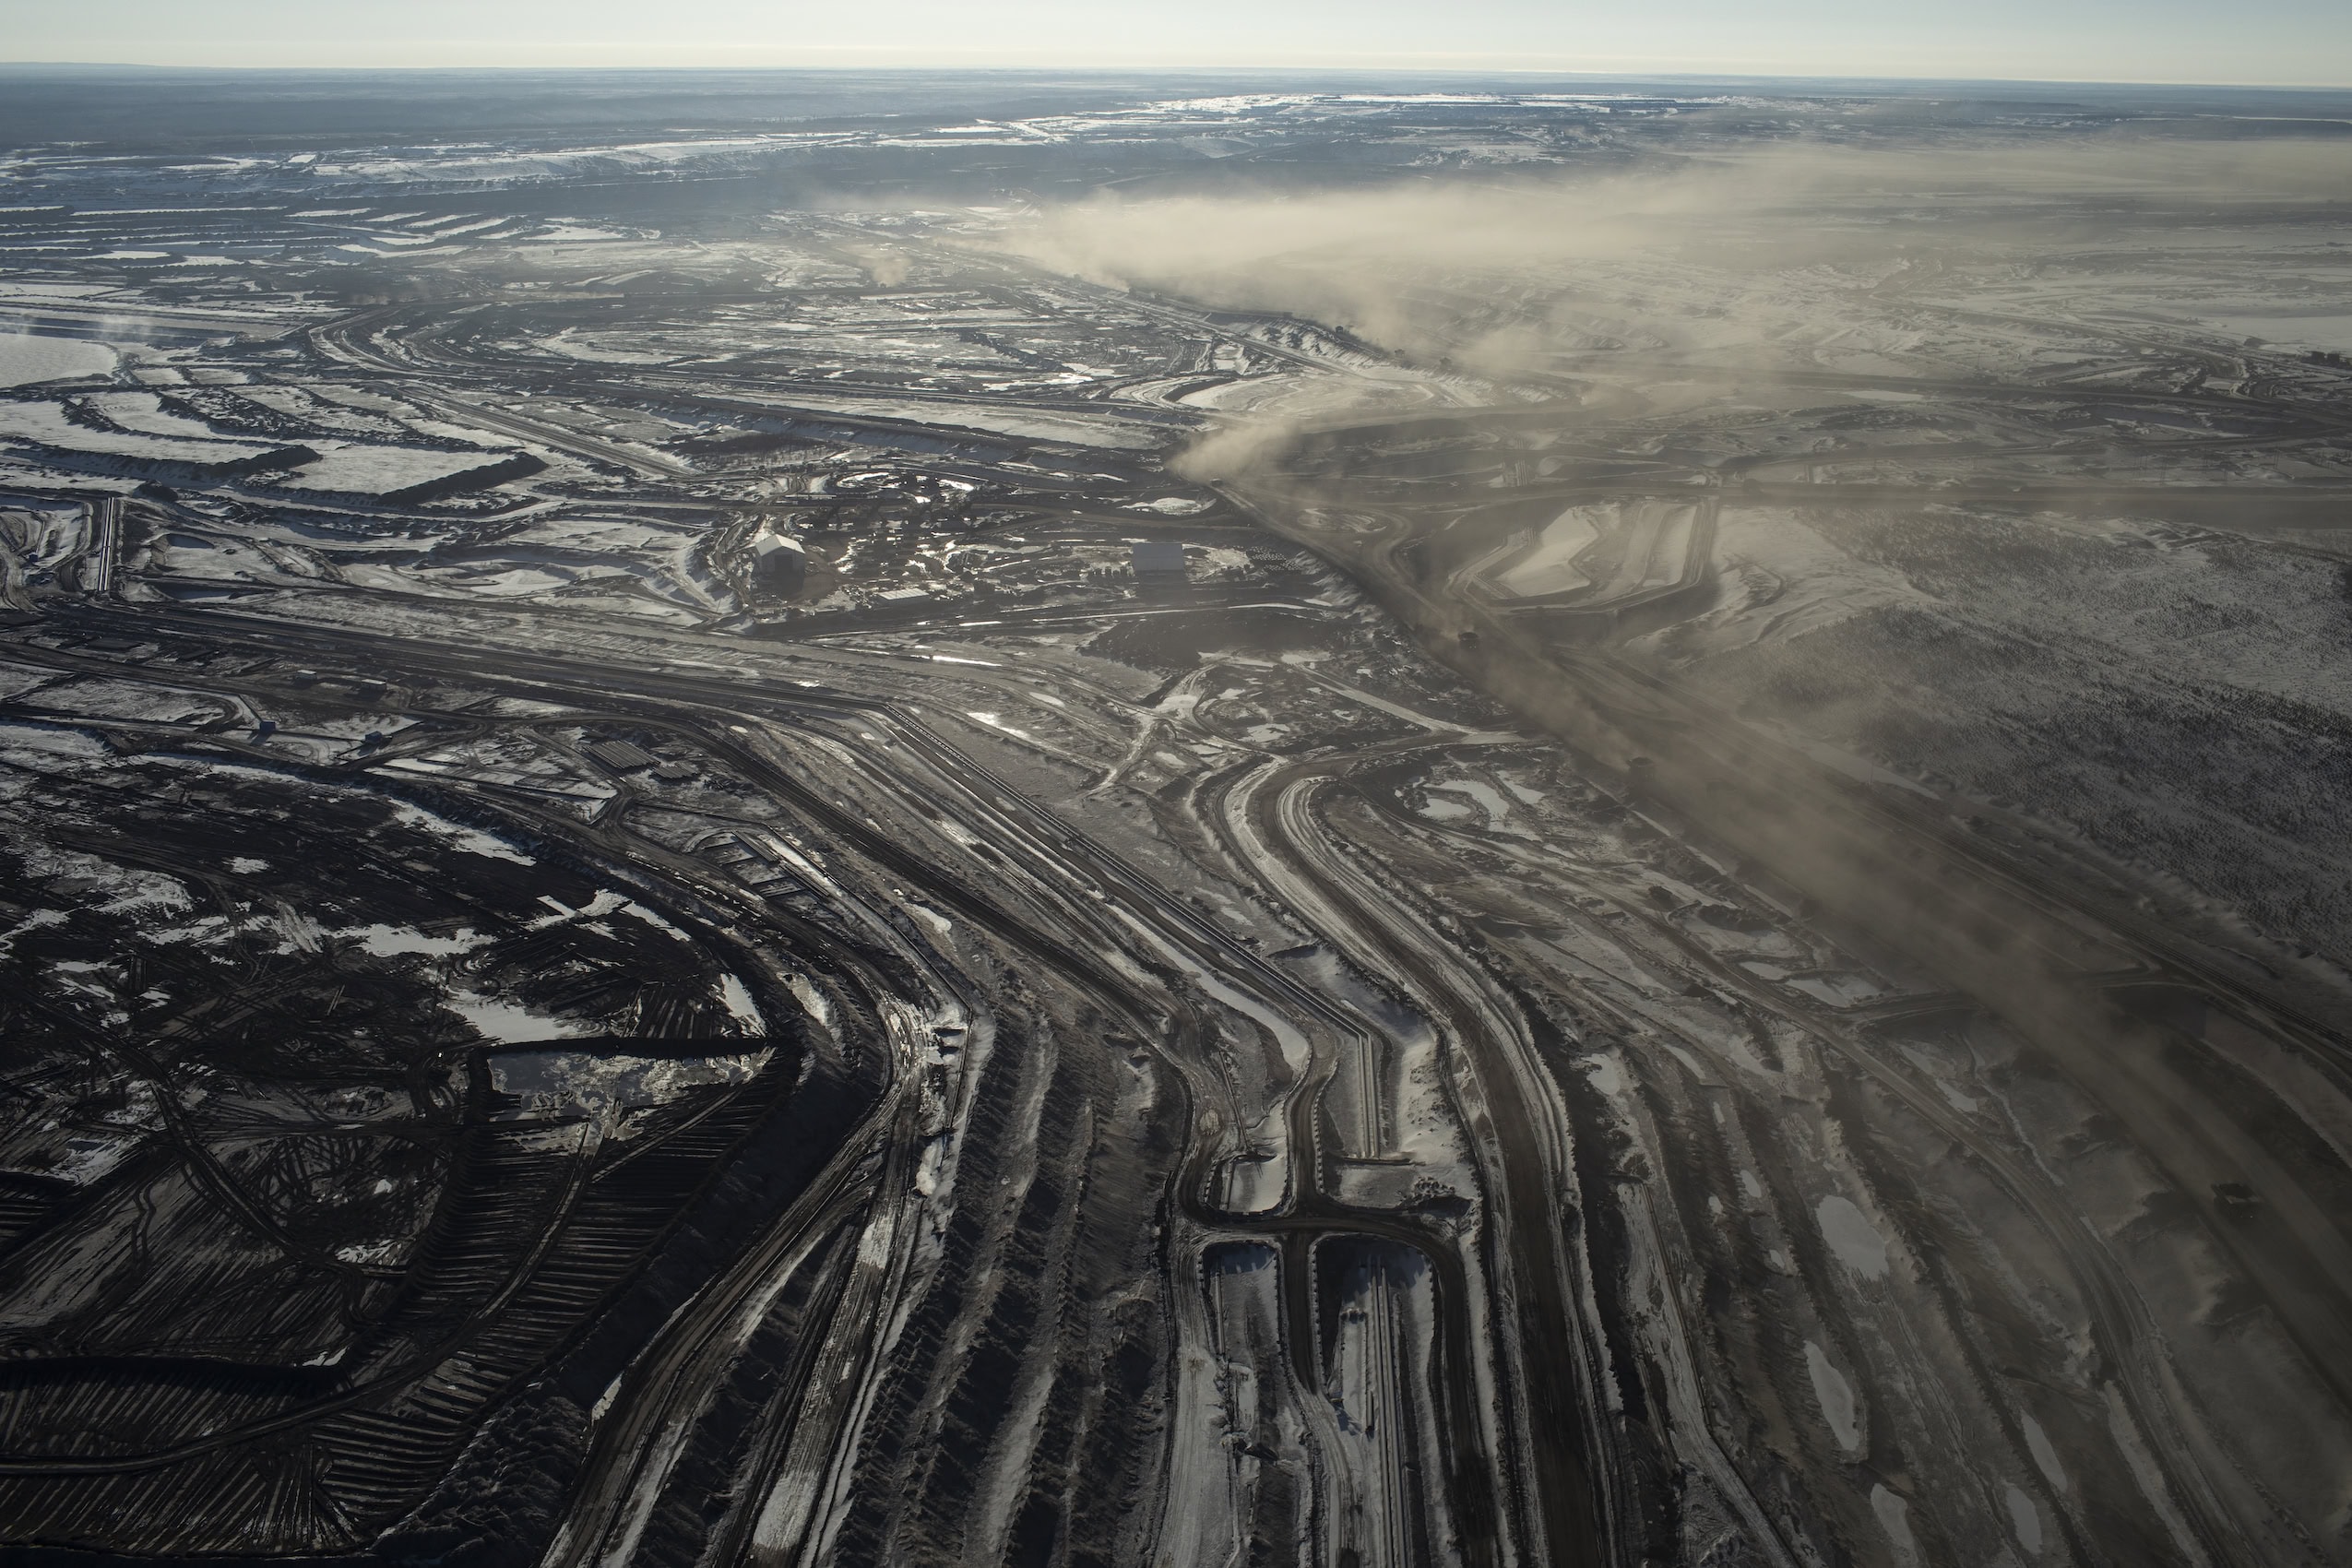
[1004,137,2352,376]
[1167,419,1305,484]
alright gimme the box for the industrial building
[1130,540,1188,588]
[749,530,807,595]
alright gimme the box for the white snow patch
[787,973,833,1028]
[275,443,522,495]
[1428,778,1522,833]
[1584,1054,1626,1096]
[1495,505,1600,597]
[963,710,1032,741]
[0,335,116,387]
[2021,1411,2069,1493]
[2005,1482,2044,1555]
[342,924,485,958]
[0,908,65,956]
[1804,1340,1861,1452]
[0,398,279,463]
[1815,1194,1890,1279]
[447,993,594,1044]
[388,802,534,864]
[616,899,688,940]
[1869,1486,1918,1564]
[719,973,768,1036]
[489,1047,770,1122]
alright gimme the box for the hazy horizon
[5,0,2349,89]
[5,62,2352,90]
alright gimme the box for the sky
[3,0,2349,86]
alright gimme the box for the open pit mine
[3,68,2352,1568]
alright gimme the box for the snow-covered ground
[0,336,117,387]
[268,442,515,495]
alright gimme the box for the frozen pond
[0,334,115,387]
[1496,506,1599,597]
[2194,309,2352,355]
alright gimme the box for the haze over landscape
[8,0,2352,81]
[2,12,2351,1568]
